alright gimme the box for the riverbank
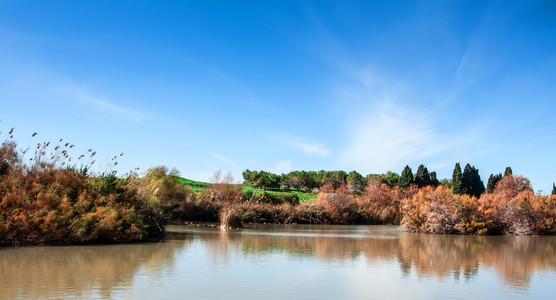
[2,139,556,247]
[175,178,556,235]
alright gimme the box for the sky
[0,0,555,192]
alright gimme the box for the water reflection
[1,225,555,299]
[0,242,182,299]
[168,224,556,289]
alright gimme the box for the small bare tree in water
[209,169,243,202]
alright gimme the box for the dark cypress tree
[504,167,513,177]
[486,173,503,193]
[552,183,556,196]
[399,165,414,188]
[414,164,431,187]
[462,164,485,198]
[430,171,439,187]
[452,163,463,194]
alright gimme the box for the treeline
[243,163,489,198]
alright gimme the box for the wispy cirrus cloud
[2,54,148,121]
[341,104,447,172]
[283,137,330,156]
[338,69,482,175]
[213,153,238,167]
[51,81,147,120]
[270,160,293,174]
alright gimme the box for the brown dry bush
[401,186,485,234]
[476,175,556,235]
[219,206,243,228]
[0,140,164,246]
[315,184,360,224]
[357,178,404,224]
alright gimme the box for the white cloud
[213,153,238,167]
[52,81,146,120]
[337,69,479,175]
[3,61,148,121]
[270,161,293,174]
[284,138,330,156]
[341,106,446,173]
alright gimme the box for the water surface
[1,224,555,299]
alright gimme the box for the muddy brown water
[1,224,555,299]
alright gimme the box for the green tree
[486,173,503,192]
[440,178,452,188]
[242,170,280,189]
[414,164,431,187]
[452,163,463,194]
[381,171,400,187]
[242,170,281,189]
[504,167,513,177]
[399,165,413,188]
[281,171,319,190]
[346,170,365,192]
[318,170,347,190]
[552,183,556,196]
[462,164,485,198]
[430,171,439,186]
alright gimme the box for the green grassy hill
[176,177,317,202]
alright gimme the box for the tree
[414,164,431,187]
[452,163,463,194]
[440,178,452,188]
[462,164,485,198]
[552,183,556,196]
[430,171,439,187]
[399,165,413,188]
[281,170,319,190]
[319,170,347,190]
[346,170,365,192]
[242,170,280,189]
[486,173,503,193]
[504,167,513,177]
[381,171,400,187]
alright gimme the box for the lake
[1,224,555,299]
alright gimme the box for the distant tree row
[243,164,443,192]
[242,170,350,191]
[243,163,528,199]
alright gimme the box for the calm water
[1,225,556,299]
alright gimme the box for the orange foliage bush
[401,175,556,235]
[401,186,484,234]
[357,178,405,224]
[0,141,164,246]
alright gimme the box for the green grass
[242,186,316,202]
[177,177,317,202]
[176,177,210,187]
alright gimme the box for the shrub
[0,139,165,246]
[219,206,243,228]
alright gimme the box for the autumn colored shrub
[0,139,164,246]
[315,185,360,224]
[400,175,556,235]
[475,175,556,235]
[402,186,465,234]
[128,166,196,220]
[357,178,404,224]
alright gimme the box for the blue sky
[1,0,555,192]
